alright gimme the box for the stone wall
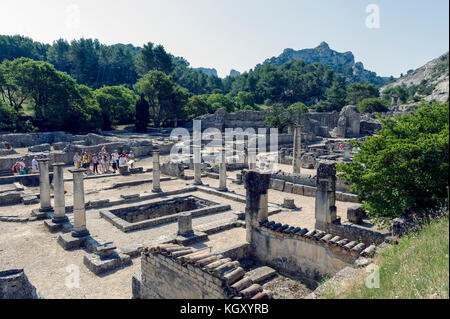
[135,244,271,299]
[250,221,376,284]
[329,222,388,245]
[191,109,340,138]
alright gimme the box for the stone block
[282,198,296,209]
[271,179,285,192]
[292,184,303,195]
[347,205,365,224]
[284,182,294,193]
[303,185,316,197]
[0,192,22,206]
[83,252,132,275]
[57,232,88,250]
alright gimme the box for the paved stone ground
[0,154,383,298]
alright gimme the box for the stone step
[245,266,277,284]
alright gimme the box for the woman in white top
[73,153,80,168]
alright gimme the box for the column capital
[52,162,65,167]
[242,170,271,195]
[69,168,86,174]
[37,158,50,163]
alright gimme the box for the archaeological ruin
[0,109,399,299]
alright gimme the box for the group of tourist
[12,155,42,175]
[72,148,136,175]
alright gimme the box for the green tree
[94,85,138,130]
[346,82,379,105]
[135,42,173,76]
[265,103,290,132]
[184,95,210,120]
[0,100,18,131]
[206,94,237,113]
[358,98,388,113]
[3,58,102,132]
[135,93,149,132]
[235,91,256,110]
[382,86,410,105]
[285,102,308,125]
[337,102,449,224]
[134,70,187,127]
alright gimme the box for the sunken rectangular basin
[100,195,231,232]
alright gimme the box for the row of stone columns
[37,158,89,237]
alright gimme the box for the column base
[217,187,228,192]
[52,215,69,224]
[193,181,203,186]
[39,206,53,213]
[152,187,162,193]
[72,228,90,238]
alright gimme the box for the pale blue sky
[1,0,448,77]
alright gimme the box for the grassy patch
[339,214,449,299]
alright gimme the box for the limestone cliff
[264,41,390,86]
[193,67,218,77]
[380,52,449,103]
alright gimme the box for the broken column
[70,168,89,237]
[292,125,302,174]
[52,163,68,224]
[218,147,227,191]
[193,145,202,185]
[37,158,52,212]
[242,170,271,244]
[152,149,162,193]
[314,161,338,232]
[177,212,194,237]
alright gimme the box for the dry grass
[337,214,449,299]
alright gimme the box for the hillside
[381,52,449,103]
[264,42,391,86]
[335,214,449,299]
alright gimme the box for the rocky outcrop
[265,42,390,86]
[194,67,218,77]
[381,52,449,103]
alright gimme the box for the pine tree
[135,94,149,132]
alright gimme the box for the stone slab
[246,266,277,284]
[57,232,88,250]
[83,252,132,275]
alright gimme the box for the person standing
[112,150,120,173]
[19,159,27,175]
[92,154,99,175]
[31,156,39,173]
[73,152,80,168]
[12,160,20,176]
[128,151,135,168]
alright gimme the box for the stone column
[37,158,52,212]
[152,150,162,193]
[242,170,271,244]
[247,147,257,170]
[293,125,302,174]
[218,148,227,191]
[70,168,89,237]
[314,161,338,232]
[177,212,194,237]
[193,146,202,185]
[52,163,68,223]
